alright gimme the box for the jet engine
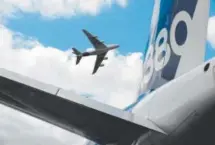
[100,64,104,67]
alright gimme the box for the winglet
[82,29,90,35]
[82,29,87,34]
[92,70,96,75]
[92,66,99,75]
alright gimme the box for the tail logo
[143,0,198,85]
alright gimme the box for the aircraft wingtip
[92,71,96,75]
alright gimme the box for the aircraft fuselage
[81,44,119,57]
[131,58,215,145]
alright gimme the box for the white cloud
[0,105,87,145]
[0,1,135,144]
[208,16,215,48]
[0,25,143,106]
[0,24,143,144]
[0,0,128,20]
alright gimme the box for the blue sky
[5,1,153,55]
[4,0,215,58]
[207,0,215,60]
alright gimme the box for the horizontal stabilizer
[72,48,81,55]
[72,48,82,65]
[76,56,82,65]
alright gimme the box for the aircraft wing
[0,68,166,145]
[83,29,107,49]
[92,52,107,74]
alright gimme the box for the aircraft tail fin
[122,0,211,113]
[139,0,210,93]
[72,48,82,65]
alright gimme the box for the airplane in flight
[0,0,213,145]
[72,29,119,74]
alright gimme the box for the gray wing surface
[92,52,107,74]
[83,29,107,49]
[0,68,166,145]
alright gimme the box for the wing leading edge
[82,29,107,49]
[0,68,166,145]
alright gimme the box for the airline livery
[0,0,213,145]
[140,0,207,92]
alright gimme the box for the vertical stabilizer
[140,0,210,93]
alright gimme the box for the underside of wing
[83,29,107,49]
[0,68,166,145]
[92,52,107,74]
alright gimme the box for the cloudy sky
[0,0,214,145]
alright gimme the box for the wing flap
[0,68,166,145]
